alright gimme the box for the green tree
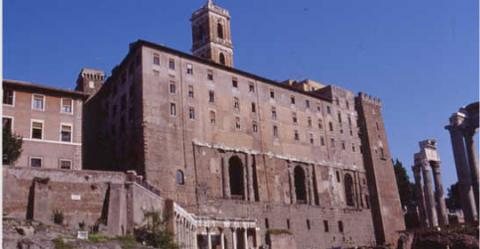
[393,158,414,208]
[3,128,23,165]
[446,182,462,211]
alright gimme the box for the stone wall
[2,167,166,236]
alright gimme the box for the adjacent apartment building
[2,80,86,170]
[82,1,405,248]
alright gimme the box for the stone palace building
[3,1,405,249]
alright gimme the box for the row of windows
[265,218,345,233]
[28,157,73,169]
[2,117,74,142]
[151,54,355,113]
[3,89,74,114]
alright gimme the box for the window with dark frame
[186,64,193,75]
[153,54,160,65]
[30,158,42,168]
[232,78,238,88]
[31,121,43,139]
[3,117,13,132]
[61,125,72,142]
[170,103,176,116]
[249,82,255,92]
[323,220,329,232]
[207,70,214,80]
[273,125,278,137]
[188,85,194,98]
[3,88,13,105]
[61,98,73,113]
[189,107,195,120]
[32,95,44,110]
[168,58,175,70]
[60,160,72,170]
[209,91,215,103]
[169,82,176,94]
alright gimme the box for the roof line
[3,79,88,98]
[133,39,332,102]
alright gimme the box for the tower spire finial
[207,0,213,7]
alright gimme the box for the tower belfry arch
[191,0,234,67]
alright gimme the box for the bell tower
[191,0,234,67]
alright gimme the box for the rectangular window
[252,121,258,133]
[251,102,256,113]
[233,97,240,111]
[342,141,346,150]
[210,111,216,125]
[338,221,344,233]
[207,70,213,80]
[306,219,311,230]
[30,157,42,168]
[209,91,215,103]
[323,220,329,232]
[286,219,291,229]
[232,77,238,88]
[335,97,340,106]
[329,122,333,131]
[153,54,160,65]
[3,117,13,132]
[290,96,295,104]
[249,82,255,92]
[305,100,310,108]
[320,136,325,146]
[294,130,299,141]
[169,58,175,70]
[348,115,352,126]
[31,121,43,139]
[188,85,194,98]
[338,112,342,123]
[331,138,335,147]
[352,144,356,152]
[318,119,323,129]
[32,95,45,111]
[327,105,331,114]
[270,90,275,99]
[59,160,72,170]
[3,88,14,105]
[170,103,176,116]
[271,107,277,120]
[346,100,350,109]
[309,133,314,144]
[235,117,241,129]
[60,124,72,142]
[189,107,195,120]
[307,117,312,127]
[273,125,278,137]
[169,82,176,94]
[186,64,193,75]
[61,98,73,113]
[292,112,297,124]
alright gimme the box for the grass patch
[88,233,112,243]
[53,237,73,249]
[115,235,137,249]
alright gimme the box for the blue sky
[4,0,478,188]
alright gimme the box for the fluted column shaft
[431,162,449,226]
[448,127,478,222]
[421,161,438,227]
[412,165,428,227]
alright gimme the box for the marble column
[243,228,248,249]
[431,161,449,226]
[464,129,479,210]
[207,228,212,249]
[412,164,428,227]
[232,228,238,249]
[421,160,438,227]
[447,126,478,222]
[220,230,225,249]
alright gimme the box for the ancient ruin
[445,101,479,223]
[411,139,448,228]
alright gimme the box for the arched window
[217,22,224,39]
[229,156,244,199]
[176,170,185,185]
[344,174,354,206]
[219,53,226,65]
[294,166,307,203]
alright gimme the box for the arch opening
[344,174,354,206]
[229,156,245,199]
[294,166,307,203]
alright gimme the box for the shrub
[134,210,179,249]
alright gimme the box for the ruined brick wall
[3,168,167,236]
